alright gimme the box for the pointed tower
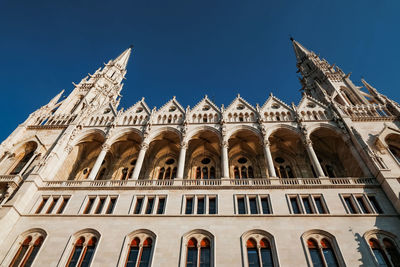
[55,47,133,115]
[291,38,369,106]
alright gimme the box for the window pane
[186,247,198,267]
[372,249,389,267]
[200,247,210,267]
[126,247,139,267]
[322,248,338,267]
[247,248,260,267]
[80,245,96,267]
[106,198,117,214]
[186,198,193,214]
[249,198,258,214]
[11,245,29,267]
[146,198,154,214]
[57,197,70,214]
[356,197,369,214]
[238,197,246,214]
[197,198,205,214]
[344,197,356,214]
[157,198,165,214]
[67,246,82,267]
[46,197,58,214]
[138,246,152,267]
[134,198,143,214]
[24,244,42,267]
[302,197,313,214]
[290,197,300,214]
[261,197,271,214]
[208,198,216,214]
[314,197,326,214]
[368,196,383,214]
[261,248,274,267]
[35,197,49,214]
[95,198,106,214]
[84,198,95,214]
[383,239,400,266]
[309,249,324,267]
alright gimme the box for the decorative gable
[189,95,221,123]
[85,102,117,127]
[297,94,331,121]
[224,95,258,122]
[154,96,185,124]
[260,94,295,121]
[119,97,151,125]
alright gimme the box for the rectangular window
[290,197,301,214]
[46,197,59,214]
[356,196,370,214]
[57,196,70,214]
[185,197,193,214]
[134,197,143,214]
[106,197,117,214]
[83,197,95,214]
[313,196,327,214]
[208,197,217,214]
[368,195,383,214]
[35,197,49,214]
[249,197,258,214]
[197,197,205,214]
[302,197,313,214]
[237,197,246,214]
[343,196,357,214]
[157,197,166,214]
[145,197,154,214]
[261,197,271,214]
[95,197,106,214]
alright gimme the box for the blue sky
[0,0,399,140]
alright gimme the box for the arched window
[274,157,296,179]
[196,167,201,179]
[125,237,153,267]
[171,167,177,179]
[210,167,216,179]
[10,150,35,175]
[9,234,44,267]
[242,230,278,267]
[248,166,254,178]
[66,232,99,267]
[182,231,214,267]
[191,157,217,180]
[96,168,106,180]
[165,167,171,179]
[388,144,400,163]
[158,167,165,180]
[232,157,255,179]
[234,167,240,179]
[303,231,343,267]
[202,167,209,179]
[365,231,400,267]
[154,157,178,180]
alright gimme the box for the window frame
[180,230,215,267]
[80,195,119,215]
[287,194,329,215]
[60,230,101,267]
[130,195,168,215]
[118,230,156,267]
[241,230,280,267]
[364,230,400,267]
[32,195,72,215]
[302,230,345,267]
[182,195,218,215]
[234,194,272,215]
[3,229,47,267]
[340,193,380,215]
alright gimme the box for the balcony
[39,177,379,190]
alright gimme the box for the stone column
[177,141,188,179]
[221,140,230,178]
[130,142,149,180]
[88,144,110,180]
[263,139,277,177]
[304,138,325,177]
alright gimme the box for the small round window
[271,104,280,109]
[104,108,111,114]
[274,157,285,164]
[130,159,137,166]
[169,106,177,112]
[307,103,316,108]
[237,104,245,110]
[202,105,210,111]
[238,157,248,164]
[136,107,143,113]
[165,158,175,165]
[201,158,211,164]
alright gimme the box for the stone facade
[0,40,399,267]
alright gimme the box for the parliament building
[0,39,399,267]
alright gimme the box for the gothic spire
[291,38,310,62]
[113,46,132,70]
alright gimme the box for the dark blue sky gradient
[0,0,399,140]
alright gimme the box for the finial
[290,36,294,41]
[129,44,134,49]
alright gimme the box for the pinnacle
[113,47,132,70]
[291,38,310,62]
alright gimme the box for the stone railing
[40,177,379,189]
[0,174,22,186]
